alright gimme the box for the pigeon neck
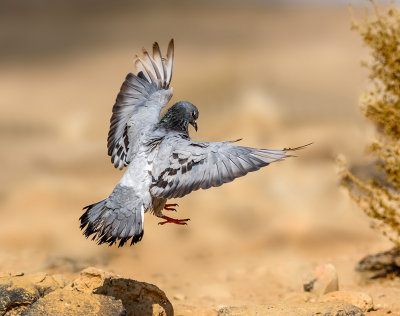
[159,113,189,135]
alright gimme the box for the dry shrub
[338,2,400,245]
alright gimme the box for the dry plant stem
[339,1,400,246]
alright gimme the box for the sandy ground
[0,1,399,315]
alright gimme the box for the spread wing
[107,39,174,169]
[150,137,310,199]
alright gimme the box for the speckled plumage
[80,39,309,247]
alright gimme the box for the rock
[21,288,126,316]
[28,272,70,296]
[65,267,115,294]
[68,267,173,316]
[0,271,68,315]
[0,277,38,316]
[320,290,373,312]
[218,301,364,316]
[0,267,172,316]
[303,263,338,296]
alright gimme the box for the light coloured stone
[303,263,338,296]
[21,288,125,316]
[29,273,70,296]
[65,267,116,294]
[68,267,173,316]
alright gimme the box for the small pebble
[303,264,338,296]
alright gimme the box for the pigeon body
[80,40,309,247]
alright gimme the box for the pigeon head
[160,101,199,134]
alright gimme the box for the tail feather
[80,196,144,247]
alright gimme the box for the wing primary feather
[158,46,168,87]
[238,155,259,171]
[134,59,152,83]
[217,160,232,183]
[142,48,162,82]
[212,158,223,187]
[152,42,165,84]
[199,157,212,189]
[221,159,235,182]
[165,39,174,87]
[126,73,152,93]
[229,155,247,176]
[137,57,157,83]
[249,154,269,166]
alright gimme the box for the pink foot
[157,215,190,226]
[164,203,179,212]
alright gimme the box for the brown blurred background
[0,0,396,313]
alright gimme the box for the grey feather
[165,39,174,86]
[107,39,174,170]
[151,136,309,199]
[80,184,144,247]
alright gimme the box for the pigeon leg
[164,203,179,212]
[157,215,190,225]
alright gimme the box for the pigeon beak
[191,121,198,132]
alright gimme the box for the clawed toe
[157,215,190,225]
[164,203,179,212]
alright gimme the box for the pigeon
[80,39,310,247]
